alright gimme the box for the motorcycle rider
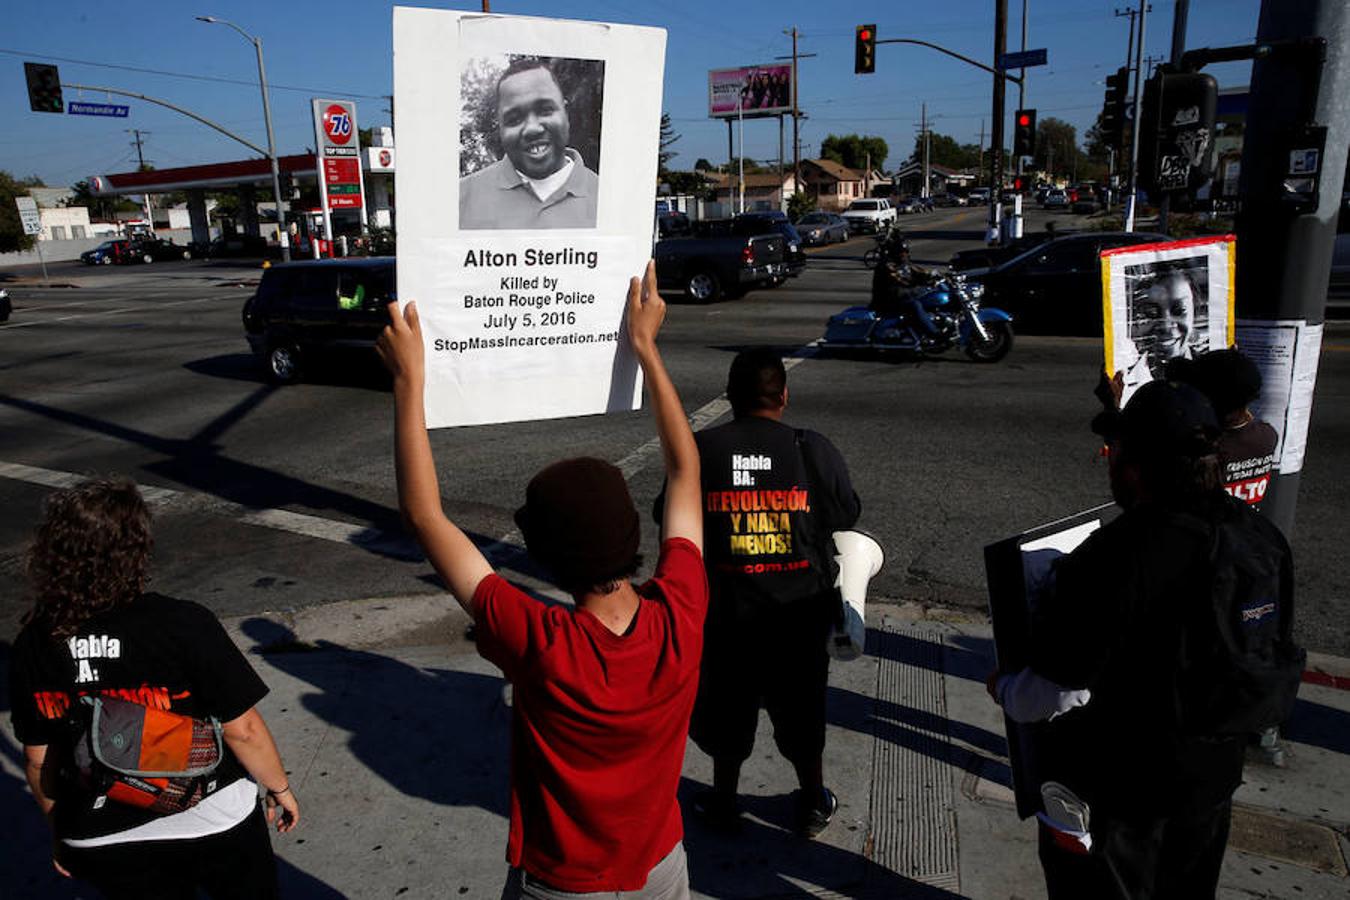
[868,232,948,345]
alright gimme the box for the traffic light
[1013,109,1036,158]
[1137,69,1218,196]
[24,62,63,114]
[855,24,876,75]
[1100,66,1129,150]
[1012,175,1028,192]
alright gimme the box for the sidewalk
[3,601,1347,899]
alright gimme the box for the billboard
[708,64,793,119]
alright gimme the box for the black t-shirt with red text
[8,593,267,839]
[1218,420,1278,508]
[696,417,860,607]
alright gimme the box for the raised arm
[377,302,493,611]
[628,261,702,551]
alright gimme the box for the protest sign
[1100,235,1236,405]
[393,7,666,427]
[984,504,1116,819]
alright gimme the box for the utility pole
[1123,0,1148,231]
[1114,5,1147,209]
[1018,0,1029,111]
[918,102,932,199]
[790,27,801,199]
[127,129,150,169]
[127,129,153,237]
[1235,0,1348,538]
[1157,1,1190,236]
[978,119,986,185]
[989,0,1009,243]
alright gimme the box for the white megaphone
[827,530,885,661]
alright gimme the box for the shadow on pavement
[0,640,343,900]
[680,777,964,899]
[0,390,495,562]
[184,352,392,391]
[1285,696,1350,756]
[239,620,512,815]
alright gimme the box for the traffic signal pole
[989,0,1009,243]
[1123,0,1148,231]
[1235,0,1349,539]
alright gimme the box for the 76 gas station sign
[311,98,365,212]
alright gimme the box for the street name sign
[998,48,1048,70]
[68,101,130,118]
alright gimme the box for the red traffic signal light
[855,24,876,75]
[1013,108,1036,158]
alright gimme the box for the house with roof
[798,158,868,211]
[708,170,798,214]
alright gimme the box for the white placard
[393,7,666,428]
[15,196,42,236]
[1101,235,1236,405]
[1236,318,1324,475]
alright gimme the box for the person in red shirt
[376,260,705,898]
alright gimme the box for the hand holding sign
[377,301,426,390]
[626,260,664,357]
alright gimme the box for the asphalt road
[2,207,1347,656]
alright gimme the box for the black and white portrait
[459,54,605,230]
[1123,256,1210,382]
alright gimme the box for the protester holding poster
[377,262,705,898]
[1101,235,1235,405]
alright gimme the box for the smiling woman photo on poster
[459,54,604,230]
[1123,257,1210,382]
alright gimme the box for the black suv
[242,258,395,383]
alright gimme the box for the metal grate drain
[868,626,960,892]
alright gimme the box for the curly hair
[24,478,152,639]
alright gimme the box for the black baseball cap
[1165,349,1262,419]
[1116,380,1220,461]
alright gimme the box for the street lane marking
[0,460,420,560]
[0,295,231,330]
[0,344,820,572]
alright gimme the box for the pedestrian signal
[855,25,876,75]
[24,62,64,114]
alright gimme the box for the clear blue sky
[2,0,1263,187]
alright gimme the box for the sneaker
[692,789,741,832]
[795,786,838,838]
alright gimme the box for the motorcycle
[821,273,1014,363]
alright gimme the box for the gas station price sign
[311,98,365,212]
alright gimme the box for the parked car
[840,198,896,234]
[241,258,395,384]
[793,211,849,246]
[654,220,787,302]
[1042,188,1069,210]
[967,188,992,205]
[0,287,10,323]
[80,239,133,265]
[1071,194,1100,215]
[735,212,806,278]
[130,237,194,263]
[194,234,270,259]
[932,194,967,207]
[963,231,1169,334]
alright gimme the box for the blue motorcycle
[821,273,1014,362]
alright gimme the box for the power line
[0,47,387,99]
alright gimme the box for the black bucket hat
[514,457,641,588]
